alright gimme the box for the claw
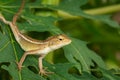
[39,69,54,76]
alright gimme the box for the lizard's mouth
[66,39,72,45]
[62,40,71,47]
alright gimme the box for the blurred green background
[1,0,120,79]
[56,0,120,69]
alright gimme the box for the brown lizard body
[0,0,71,75]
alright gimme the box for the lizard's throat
[49,43,69,51]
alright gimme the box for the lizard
[0,0,71,75]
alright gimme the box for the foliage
[0,0,120,80]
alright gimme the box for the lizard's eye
[59,38,63,41]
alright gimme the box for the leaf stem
[42,0,59,5]
[58,4,120,18]
[84,4,120,15]
[7,27,19,62]
[7,26,22,80]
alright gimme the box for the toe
[39,70,54,76]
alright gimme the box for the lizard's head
[47,34,71,50]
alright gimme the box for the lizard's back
[18,33,48,51]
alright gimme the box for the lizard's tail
[12,0,26,25]
[0,14,20,41]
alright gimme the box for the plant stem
[58,4,120,19]
[84,4,120,15]
[42,0,59,5]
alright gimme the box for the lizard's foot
[39,69,54,76]
[16,62,24,71]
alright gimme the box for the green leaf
[2,63,46,80]
[0,22,15,62]
[100,68,120,80]
[64,38,106,73]
[0,22,46,80]
[75,72,99,80]
[18,14,62,34]
[46,63,80,80]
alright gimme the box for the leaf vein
[0,41,10,52]
[70,43,89,71]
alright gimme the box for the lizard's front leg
[17,52,27,71]
[17,50,37,71]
